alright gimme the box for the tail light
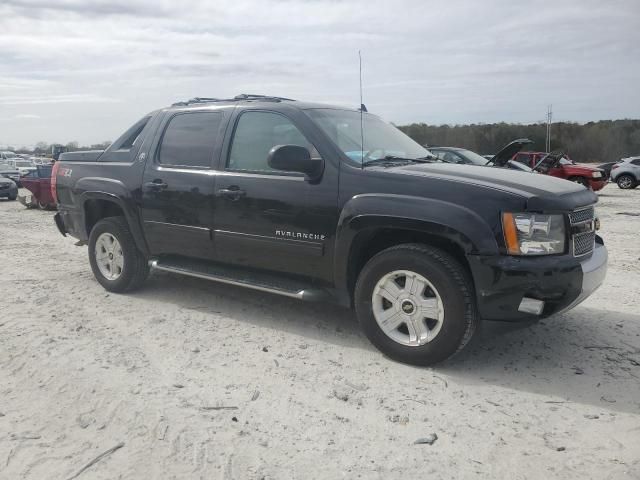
[51,161,60,204]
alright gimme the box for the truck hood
[490,138,533,166]
[562,163,604,174]
[384,162,598,211]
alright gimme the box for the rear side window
[514,153,530,165]
[159,112,223,168]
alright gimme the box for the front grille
[573,231,595,256]
[569,206,594,225]
[569,206,596,256]
[0,183,9,190]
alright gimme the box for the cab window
[227,111,315,173]
[158,112,223,168]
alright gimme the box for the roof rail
[233,93,296,102]
[171,97,221,106]
[171,94,295,107]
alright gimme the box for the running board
[149,258,328,302]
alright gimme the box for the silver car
[610,156,640,189]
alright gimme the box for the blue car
[0,177,18,200]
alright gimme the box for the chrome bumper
[560,242,607,313]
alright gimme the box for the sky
[0,0,639,147]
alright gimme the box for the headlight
[592,171,602,178]
[502,212,566,255]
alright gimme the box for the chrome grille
[570,206,596,256]
[573,231,595,256]
[569,206,594,225]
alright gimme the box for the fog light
[518,297,545,315]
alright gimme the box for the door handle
[218,187,246,200]
[144,181,168,191]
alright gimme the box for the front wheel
[354,244,478,366]
[616,174,636,190]
[88,216,149,292]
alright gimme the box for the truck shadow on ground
[441,310,640,414]
[139,272,640,414]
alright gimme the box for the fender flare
[334,194,499,295]
[76,177,148,255]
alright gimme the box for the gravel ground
[1,187,639,480]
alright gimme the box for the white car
[610,156,640,189]
[0,151,18,161]
[7,158,37,176]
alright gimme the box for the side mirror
[267,145,323,180]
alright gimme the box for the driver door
[213,109,338,281]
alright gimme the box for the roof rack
[171,94,295,107]
[233,93,295,102]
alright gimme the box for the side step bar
[149,259,328,302]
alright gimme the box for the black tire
[569,176,589,188]
[88,216,149,293]
[8,194,17,201]
[616,174,636,190]
[354,243,478,366]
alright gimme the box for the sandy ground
[1,186,639,480]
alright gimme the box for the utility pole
[546,104,552,152]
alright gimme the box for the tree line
[398,119,640,163]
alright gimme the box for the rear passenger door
[213,109,338,281]
[140,109,227,260]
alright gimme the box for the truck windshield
[306,109,431,164]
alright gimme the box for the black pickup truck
[52,94,607,365]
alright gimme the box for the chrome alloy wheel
[372,270,445,347]
[618,175,634,189]
[95,232,124,280]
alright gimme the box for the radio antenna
[359,50,365,170]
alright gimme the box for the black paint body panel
[54,98,601,318]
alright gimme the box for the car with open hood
[52,94,607,366]
[429,139,535,172]
[513,151,607,191]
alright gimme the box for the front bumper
[589,178,608,191]
[468,239,607,321]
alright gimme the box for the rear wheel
[354,244,478,366]
[616,174,636,190]
[88,216,149,292]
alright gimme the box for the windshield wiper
[362,155,437,167]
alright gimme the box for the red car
[512,151,607,191]
[20,164,56,209]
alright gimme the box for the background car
[513,151,607,190]
[610,156,640,189]
[429,139,535,172]
[19,164,55,209]
[0,177,18,201]
[6,158,37,177]
[0,162,22,186]
[0,151,18,161]
[598,161,620,178]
